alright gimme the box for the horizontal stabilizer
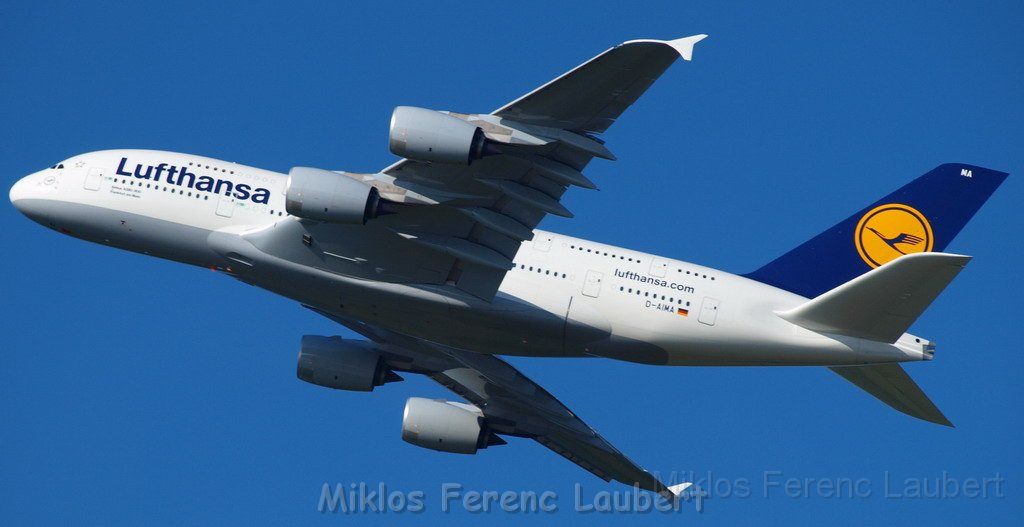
[830,363,952,426]
[777,252,970,343]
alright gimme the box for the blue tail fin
[744,163,1008,298]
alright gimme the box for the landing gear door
[582,270,603,298]
[564,296,612,355]
[699,297,720,326]
[84,167,103,191]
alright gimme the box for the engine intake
[296,335,401,392]
[400,397,505,454]
[388,106,497,164]
[285,167,382,224]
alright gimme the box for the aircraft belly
[634,324,910,366]
[445,297,567,357]
[204,228,570,357]
[18,199,220,267]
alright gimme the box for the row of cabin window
[569,243,715,281]
[517,264,568,279]
[187,161,236,175]
[112,178,286,216]
[114,178,209,200]
[569,244,642,264]
[619,286,691,307]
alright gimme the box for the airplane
[8,34,1008,499]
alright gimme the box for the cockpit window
[48,164,65,169]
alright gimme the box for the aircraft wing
[366,35,707,300]
[310,307,687,498]
[491,34,708,133]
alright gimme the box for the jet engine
[401,397,506,454]
[388,106,498,164]
[296,335,401,392]
[284,167,383,224]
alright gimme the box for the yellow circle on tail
[854,203,934,268]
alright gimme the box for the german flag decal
[677,308,689,317]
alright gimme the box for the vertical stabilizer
[746,164,1006,298]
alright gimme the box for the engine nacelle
[401,397,505,454]
[388,106,493,164]
[296,335,401,392]
[285,167,381,224]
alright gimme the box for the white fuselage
[10,150,931,366]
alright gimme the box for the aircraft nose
[9,174,32,212]
[10,171,54,224]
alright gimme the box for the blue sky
[2,0,1021,524]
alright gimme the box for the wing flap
[534,430,669,494]
[393,230,514,271]
[458,207,535,241]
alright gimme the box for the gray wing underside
[829,363,952,426]
[362,35,707,300]
[309,307,679,495]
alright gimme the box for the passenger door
[216,196,235,218]
[699,297,720,326]
[581,270,603,298]
[84,167,103,191]
[648,257,668,278]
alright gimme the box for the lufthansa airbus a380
[9,35,1008,498]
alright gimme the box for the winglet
[668,482,693,495]
[625,34,708,61]
[658,482,694,501]
[667,34,708,61]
